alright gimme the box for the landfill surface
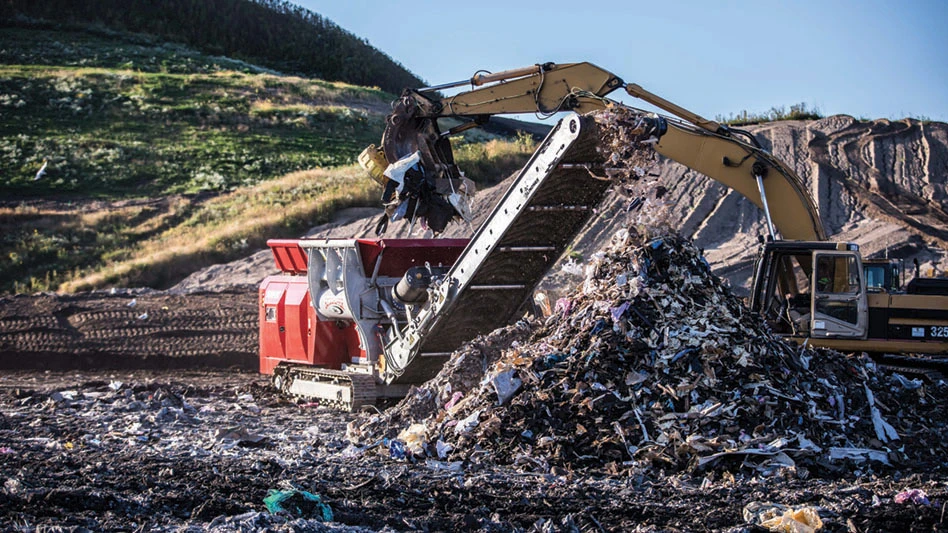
[0,288,257,370]
[1,367,946,532]
[2,110,948,531]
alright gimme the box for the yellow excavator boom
[394,61,826,241]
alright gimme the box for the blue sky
[298,0,947,122]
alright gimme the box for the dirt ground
[1,368,946,532]
[0,288,258,371]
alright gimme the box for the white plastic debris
[865,384,899,442]
[743,501,823,533]
[491,369,522,406]
[891,373,923,390]
[215,427,266,448]
[383,151,422,189]
[425,459,463,472]
[397,423,427,456]
[455,409,482,435]
[446,177,476,222]
[50,391,77,402]
[561,258,584,276]
[828,447,890,465]
[436,439,453,459]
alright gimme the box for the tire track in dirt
[0,289,258,370]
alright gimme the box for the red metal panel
[261,238,470,375]
[259,273,352,373]
[258,277,288,374]
[283,281,310,362]
[345,324,366,364]
[312,319,353,369]
[267,239,308,274]
[356,238,469,277]
[306,302,318,364]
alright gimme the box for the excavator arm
[655,118,826,241]
[371,62,826,241]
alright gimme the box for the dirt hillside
[670,115,948,291]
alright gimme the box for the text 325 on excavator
[258,62,948,410]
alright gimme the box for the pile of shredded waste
[353,230,947,476]
[351,107,946,478]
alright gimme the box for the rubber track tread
[277,364,377,412]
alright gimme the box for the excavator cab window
[865,264,887,292]
[890,261,903,291]
[810,252,868,339]
[864,259,903,292]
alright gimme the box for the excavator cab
[752,242,868,340]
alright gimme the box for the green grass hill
[0,34,390,196]
[0,18,538,295]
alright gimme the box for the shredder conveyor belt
[383,113,613,385]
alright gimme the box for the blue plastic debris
[670,347,697,364]
[389,439,407,460]
[263,490,333,521]
[542,353,568,369]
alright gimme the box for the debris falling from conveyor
[595,107,675,232]
[595,107,660,183]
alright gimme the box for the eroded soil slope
[176,116,948,297]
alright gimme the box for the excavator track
[272,363,377,412]
[874,353,948,382]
